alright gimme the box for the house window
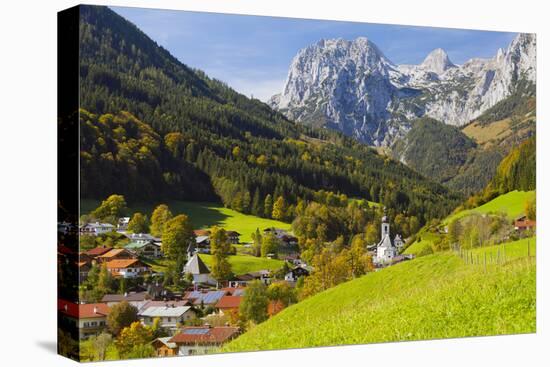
[167,317,172,322]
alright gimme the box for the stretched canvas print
[57,4,537,362]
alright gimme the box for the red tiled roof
[515,219,536,228]
[58,299,110,319]
[98,248,136,259]
[215,295,242,310]
[169,326,239,345]
[85,246,113,256]
[106,259,148,269]
[193,229,210,236]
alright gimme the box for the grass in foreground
[81,199,291,243]
[224,251,535,352]
[199,254,284,275]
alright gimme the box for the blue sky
[112,6,517,101]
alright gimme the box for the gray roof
[126,233,156,241]
[184,254,210,275]
[102,292,150,303]
[377,234,394,249]
[125,241,160,250]
[196,235,210,244]
[185,290,226,305]
[139,305,193,318]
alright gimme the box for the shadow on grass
[81,199,230,230]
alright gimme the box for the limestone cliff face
[269,34,536,146]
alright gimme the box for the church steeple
[381,207,389,240]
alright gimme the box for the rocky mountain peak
[420,48,455,74]
[270,33,536,146]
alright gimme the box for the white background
[0,0,547,366]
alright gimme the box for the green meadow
[444,190,535,224]
[81,199,291,243]
[224,249,535,352]
[199,254,285,275]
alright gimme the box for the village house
[195,236,211,253]
[58,300,111,340]
[514,215,536,232]
[183,290,227,307]
[101,291,152,310]
[97,248,137,263]
[125,240,163,258]
[193,229,211,237]
[226,231,241,244]
[105,258,151,278]
[169,326,240,356]
[80,222,115,236]
[125,233,158,245]
[78,261,91,280]
[138,303,196,330]
[183,252,217,285]
[236,269,272,285]
[284,266,310,282]
[117,217,130,232]
[220,287,246,296]
[152,337,178,357]
[215,295,242,316]
[83,245,113,258]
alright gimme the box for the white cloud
[225,77,286,102]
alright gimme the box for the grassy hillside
[444,190,535,224]
[199,254,284,275]
[470,237,536,260]
[81,199,291,243]
[402,230,441,256]
[224,250,535,352]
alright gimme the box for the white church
[374,215,404,264]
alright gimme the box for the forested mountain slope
[78,5,460,222]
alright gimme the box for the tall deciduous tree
[92,194,127,223]
[272,196,286,221]
[107,301,139,336]
[209,226,232,281]
[240,280,269,324]
[127,212,149,233]
[261,232,279,258]
[150,204,173,237]
[116,321,154,358]
[251,228,262,257]
[161,214,194,259]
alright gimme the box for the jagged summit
[269,33,536,146]
[420,48,455,74]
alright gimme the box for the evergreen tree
[264,194,273,218]
[251,188,261,216]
